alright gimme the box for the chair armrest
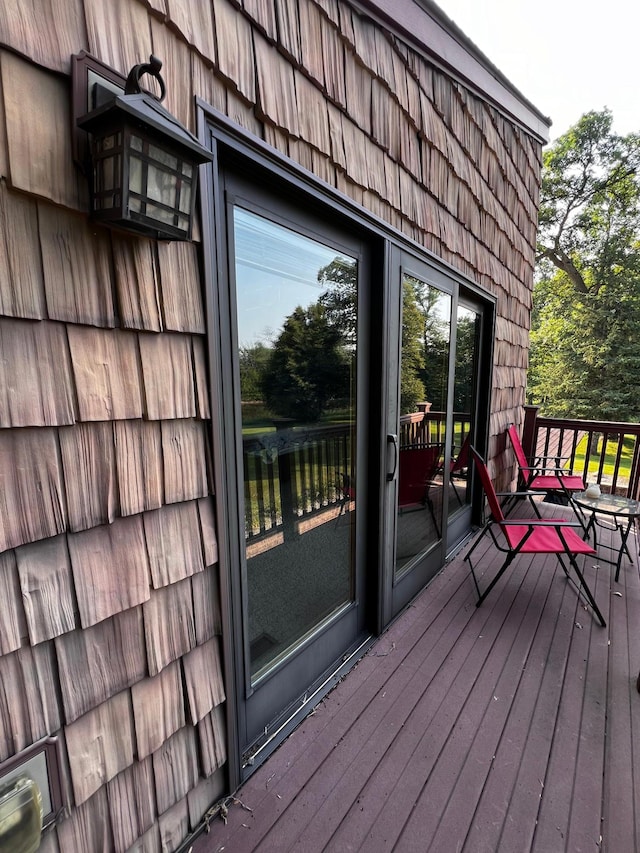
[535,453,570,464]
[534,465,573,475]
[499,519,583,529]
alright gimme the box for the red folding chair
[507,424,586,511]
[398,444,443,538]
[465,447,605,627]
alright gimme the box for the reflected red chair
[507,424,586,510]
[449,433,471,506]
[465,447,605,627]
[398,444,443,537]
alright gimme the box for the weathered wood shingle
[143,501,205,589]
[56,787,114,853]
[1,51,86,209]
[67,326,144,422]
[0,0,87,74]
[0,642,61,761]
[38,204,115,327]
[67,515,150,628]
[142,576,197,675]
[55,606,147,723]
[65,689,136,805]
[83,0,153,74]
[106,757,157,853]
[139,332,197,421]
[192,567,222,645]
[159,797,190,852]
[0,181,46,319]
[59,422,119,531]
[157,238,205,334]
[131,661,186,760]
[17,534,77,645]
[0,319,76,427]
[214,0,256,103]
[197,704,227,778]
[112,235,162,332]
[182,637,225,725]
[0,428,67,552]
[0,550,26,654]
[114,420,164,517]
[161,419,209,504]
[152,725,200,815]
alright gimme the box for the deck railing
[523,406,640,500]
[243,411,471,544]
[243,422,353,541]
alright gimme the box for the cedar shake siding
[0,0,548,850]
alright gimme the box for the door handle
[386,433,398,481]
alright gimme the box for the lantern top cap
[77,55,213,165]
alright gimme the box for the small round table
[573,491,640,581]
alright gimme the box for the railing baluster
[533,416,640,498]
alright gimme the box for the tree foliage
[262,303,351,422]
[529,110,640,420]
[400,278,427,414]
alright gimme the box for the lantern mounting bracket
[125,55,166,101]
[72,52,165,172]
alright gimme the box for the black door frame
[221,169,375,770]
[197,102,496,788]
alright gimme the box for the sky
[434,0,640,144]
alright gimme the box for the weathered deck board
[193,502,640,853]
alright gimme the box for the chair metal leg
[564,552,606,627]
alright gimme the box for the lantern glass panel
[129,155,143,196]
[93,132,122,209]
[146,201,180,226]
[96,157,119,204]
[178,182,192,214]
[147,162,178,206]
[148,142,178,171]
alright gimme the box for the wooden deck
[192,500,640,853]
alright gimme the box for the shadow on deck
[193,499,640,853]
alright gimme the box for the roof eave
[352,0,552,144]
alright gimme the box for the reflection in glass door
[448,304,481,519]
[395,274,451,579]
[231,201,367,757]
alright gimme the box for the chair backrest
[507,424,530,474]
[398,444,442,506]
[470,446,505,523]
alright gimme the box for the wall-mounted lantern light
[76,55,213,241]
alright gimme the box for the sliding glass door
[383,249,487,621]
[224,173,370,771]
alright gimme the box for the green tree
[401,278,427,414]
[529,110,640,420]
[317,256,357,346]
[239,343,271,400]
[263,303,351,422]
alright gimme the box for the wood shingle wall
[0,0,543,850]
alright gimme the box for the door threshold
[241,633,375,778]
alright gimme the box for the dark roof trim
[352,0,551,144]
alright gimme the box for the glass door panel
[448,304,481,517]
[233,207,358,684]
[395,274,451,579]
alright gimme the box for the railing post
[522,405,539,464]
[273,419,297,540]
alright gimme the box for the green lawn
[572,434,635,484]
